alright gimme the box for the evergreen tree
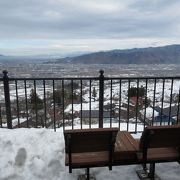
[53,90,62,106]
[92,87,97,102]
[29,89,43,110]
[128,86,146,98]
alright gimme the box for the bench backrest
[139,125,180,166]
[64,128,119,153]
[64,128,119,172]
[139,125,180,150]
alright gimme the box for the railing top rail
[0,77,100,81]
[104,76,180,80]
[0,76,180,81]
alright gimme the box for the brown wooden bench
[136,125,180,179]
[64,128,119,180]
[64,125,180,180]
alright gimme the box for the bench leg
[148,163,155,180]
[69,166,72,173]
[143,163,147,171]
[86,168,90,180]
[78,168,96,180]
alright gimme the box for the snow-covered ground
[3,118,27,128]
[0,127,179,180]
[64,79,180,114]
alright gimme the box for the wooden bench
[64,125,180,180]
[136,125,180,179]
[64,128,119,180]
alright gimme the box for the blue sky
[0,0,180,56]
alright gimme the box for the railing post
[3,70,12,129]
[99,70,104,128]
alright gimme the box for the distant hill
[0,55,56,64]
[55,44,180,64]
[0,52,89,64]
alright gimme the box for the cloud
[0,0,180,55]
[0,0,179,39]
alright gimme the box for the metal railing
[0,70,180,132]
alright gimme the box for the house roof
[154,105,180,117]
[130,96,138,105]
[153,116,176,123]
[104,104,116,110]
[80,110,111,118]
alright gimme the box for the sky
[1,0,180,56]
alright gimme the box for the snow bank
[0,128,179,180]
[0,128,68,180]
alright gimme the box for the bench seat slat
[115,131,139,152]
[114,131,139,164]
[137,148,179,163]
[65,151,109,168]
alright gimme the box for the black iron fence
[0,70,180,133]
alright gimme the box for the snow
[0,127,179,180]
[62,79,180,116]
[64,101,99,113]
[3,118,27,128]
[0,128,65,180]
[140,107,159,119]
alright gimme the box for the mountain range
[55,44,180,64]
[0,52,88,64]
